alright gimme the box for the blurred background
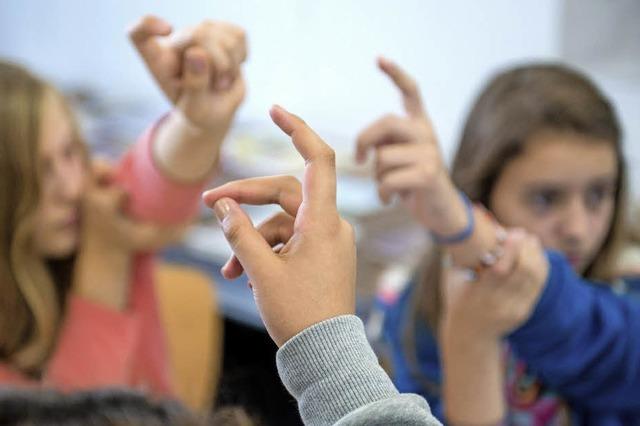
[1,0,638,182]
[1,1,638,423]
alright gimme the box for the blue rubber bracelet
[429,191,475,245]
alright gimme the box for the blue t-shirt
[383,251,640,425]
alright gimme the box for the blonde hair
[0,61,87,374]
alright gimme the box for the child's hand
[129,15,247,133]
[441,229,549,340]
[203,106,356,347]
[356,57,468,237]
[75,161,186,310]
[82,161,185,254]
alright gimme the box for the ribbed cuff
[276,315,399,426]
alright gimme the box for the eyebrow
[522,175,617,194]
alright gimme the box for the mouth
[60,211,80,229]
[565,253,584,269]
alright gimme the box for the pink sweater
[0,120,208,397]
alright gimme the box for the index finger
[377,56,425,118]
[269,105,337,218]
[203,175,302,217]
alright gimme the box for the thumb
[212,198,279,281]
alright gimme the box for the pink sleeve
[44,296,140,390]
[0,364,35,387]
[116,117,211,225]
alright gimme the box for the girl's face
[32,92,87,258]
[490,131,618,274]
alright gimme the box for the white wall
[0,0,561,160]
[3,1,637,196]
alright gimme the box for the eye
[62,142,79,161]
[585,184,615,211]
[528,189,560,214]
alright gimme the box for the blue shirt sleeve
[382,285,445,420]
[508,251,640,411]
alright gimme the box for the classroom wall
[0,0,636,195]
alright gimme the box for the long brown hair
[0,61,87,374]
[403,63,627,387]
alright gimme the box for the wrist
[441,313,502,344]
[422,175,467,229]
[73,241,131,311]
[442,331,505,425]
[425,185,472,242]
[153,110,227,183]
[168,109,229,142]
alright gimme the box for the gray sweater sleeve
[276,315,442,426]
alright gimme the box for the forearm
[73,243,131,311]
[441,324,505,425]
[153,109,229,183]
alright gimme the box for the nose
[559,196,590,245]
[53,161,84,203]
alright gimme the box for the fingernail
[270,104,289,117]
[189,56,206,73]
[216,76,231,90]
[213,199,231,223]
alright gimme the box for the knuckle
[283,175,301,191]
[140,14,155,28]
[343,220,356,241]
[277,220,293,239]
[404,78,418,94]
[419,163,437,181]
[317,146,336,167]
[223,220,243,246]
[493,263,511,279]
[236,27,247,42]
[381,113,400,126]
[274,211,291,224]
[192,27,206,43]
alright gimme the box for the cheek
[591,201,616,243]
[521,219,562,251]
[31,217,57,256]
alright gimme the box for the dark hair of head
[0,387,254,426]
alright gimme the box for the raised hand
[203,106,356,346]
[356,57,467,237]
[441,229,549,339]
[129,15,247,131]
[74,161,186,310]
